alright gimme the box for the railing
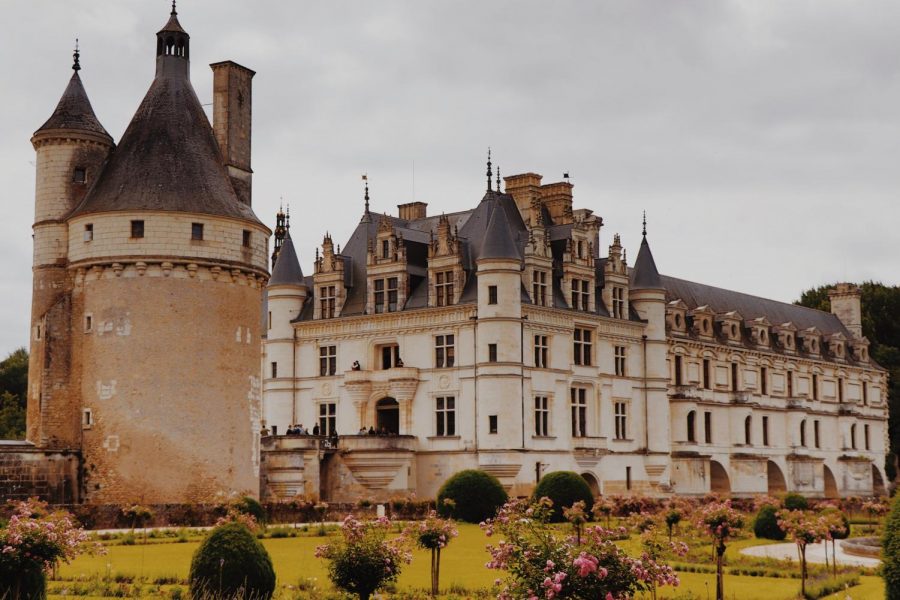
[261,435,338,452]
[573,436,607,451]
[262,434,417,453]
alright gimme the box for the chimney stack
[828,283,863,338]
[211,61,255,205]
[397,201,427,221]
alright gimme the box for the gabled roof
[34,71,111,140]
[630,235,662,289]
[268,232,304,287]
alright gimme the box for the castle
[2,7,889,505]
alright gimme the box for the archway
[710,460,731,494]
[581,472,600,497]
[823,465,839,499]
[376,397,399,434]
[873,465,887,497]
[767,460,787,494]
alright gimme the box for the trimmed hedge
[531,471,594,522]
[189,522,276,600]
[883,492,900,599]
[437,469,508,523]
[753,505,786,541]
[783,492,809,511]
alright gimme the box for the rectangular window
[813,374,818,400]
[851,425,857,449]
[762,415,770,446]
[435,270,454,307]
[573,327,592,366]
[570,388,587,437]
[614,402,627,440]
[760,367,768,395]
[614,346,627,377]
[612,286,625,319]
[84,314,93,333]
[488,343,498,363]
[267,311,272,330]
[34,324,41,341]
[243,230,251,248]
[571,279,589,311]
[702,359,711,389]
[319,345,337,376]
[488,285,498,305]
[534,335,548,368]
[532,270,548,306]
[864,424,870,450]
[489,415,498,434]
[863,382,868,405]
[674,355,683,385]
[318,403,336,436]
[436,396,456,436]
[687,411,696,442]
[535,396,549,437]
[787,371,793,397]
[82,408,92,428]
[320,285,336,319]
[626,466,632,490]
[814,420,821,449]
[381,239,390,259]
[130,220,144,238]
[800,420,807,447]
[374,277,400,313]
[73,167,86,183]
[84,223,93,242]
[731,363,739,391]
[435,334,455,368]
[704,411,712,444]
[191,222,204,241]
[271,361,278,378]
[838,377,844,403]
[379,344,401,369]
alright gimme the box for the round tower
[60,6,271,503]
[28,45,113,449]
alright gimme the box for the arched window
[744,415,752,445]
[687,411,696,443]
[800,420,807,447]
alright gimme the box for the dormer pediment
[850,336,870,363]
[715,311,744,343]
[745,316,771,347]
[774,322,798,352]
[689,305,716,338]
[828,332,848,361]
[666,299,689,334]
[798,327,823,355]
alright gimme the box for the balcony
[786,397,805,410]
[340,434,417,453]
[671,385,701,400]
[261,435,338,453]
[573,436,608,453]
[730,391,751,404]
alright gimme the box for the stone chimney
[505,173,543,221]
[828,283,863,338]
[211,61,255,205]
[398,201,427,221]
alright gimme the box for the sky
[1,0,899,357]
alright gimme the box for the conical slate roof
[268,232,304,287]
[631,235,662,289]
[35,71,111,140]
[479,199,521,261]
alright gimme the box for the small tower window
[489,415,498,434]
[82,408,93,429]
[131,220,144,239]
[73,168,86,184]
[488,343,498,363]
[488,285,498,305]
[84,314,93,333]
[191,223,204,241]
[84,223,93,242]
[242,230,251,248]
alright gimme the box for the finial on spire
[171,0,177,15]
[72,39,81,72]
[362,174,370,213]
[286,205,291,229]
[642,210,647,237]
[486,148,493,192]
[496,165,501,192]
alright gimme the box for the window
[570,388,587,437]
[731,363,739,391]
[626,466,632,491]
[534,396,549,437]
[267,311,272,330]
[488,343,498,363]
[534,335,549,368]
[704,411,712,444]
[571,279,589,311]
[864,424,870,450]
[574,327,592,366]
[614,402,627,440]
[762,416,770,446]
[850,424,857,449]
[242,230,251,248]
[320,285,336,319]
[812,374,818,400]
[34,324,41,341]
[130,220,144,239]
[374,277,399,313]
[435,334,455,368]
[800,420,807,447]
[612,286,625,319]
[73,167,86,183]
[436,396,456,436]
[838,377,844,403]
[435,271,454,307]
[84,223,93,242]
[318,403,336,436]
[271,361,278,378]
[702,359,711,389]
[488,285,498,305]
[82,408,93,428]
[191,222,204,241]
[687,411,696,442]
[532,270,548,306]
[381,239,390,259]
[814,420,820,448]
[83,314,93,333]
[614,346,627,377]
[674,355,683,386]
[319,345,336,376]
[863,381,868,405]
[760,367,768,395]
[380,344,401,369]
[744,415,752,445]
[787,370,793,397]
[489,415,498,434]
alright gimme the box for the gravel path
[740,541,881,567]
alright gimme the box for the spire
[72,39,80,72]
[361,174,371,222]
[479,204,521,261]
[642,210,647,237]
[171,0,177,15]
[496,165,501,193]
[34,46,112,140]
[268,231,305,287]
[631,218,662,290]
[486,148,493,192]
[156,2,190,79]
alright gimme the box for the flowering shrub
[592,497,615,529]
[0,498,98,599]
[482,499,681,600]
[316,515,411,600]
[407,511,458,596]
[777,509,830,597]
[119,504,154,531]
[695,501,743,600]
[214,504,259,532]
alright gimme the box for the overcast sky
[1,0,899,357]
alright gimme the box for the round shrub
[437,469,508,523]
[531,471,594,522]
[233,496,266,524]
[783,492,808,511]
[753,505,786,541]
[189,522,275,600]
[883,493,900,599]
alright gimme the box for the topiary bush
[189,522,275,600]
[783,492,808,511]
[753,505,786,540]
[436,469,508,523]
[531,471,594,522]
[883,492,900,599]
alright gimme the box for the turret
[155,3,190,79]
[267,231,307,338]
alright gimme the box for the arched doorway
[767,461,787,494]
[710,460,731,494]
[873,465,887,497]
[376,397,399,434]
[823,465,839,499]
[581,472,600,497]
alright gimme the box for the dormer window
[381,239,390,259]
[611,286,625,318]
[73,168,86,184]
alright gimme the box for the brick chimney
[211,61,255,205]
[504,173,543,219]
[398,202,427,221]
[828,283,863,338]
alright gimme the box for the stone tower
[27,6,271,503]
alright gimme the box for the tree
[695,501,743,600]
[778,509,829,597]
[406,511,458,597]
[436,469,508,523]
[883,492,900,599]
[531,471,594,522]
[0,348,28,440]
[189,521,275,600]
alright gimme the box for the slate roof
[268,232,304,286]
[35,71,111,140]
[476,194,522,261]
[630,236,662,289]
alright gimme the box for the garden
[1,469,897,600]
